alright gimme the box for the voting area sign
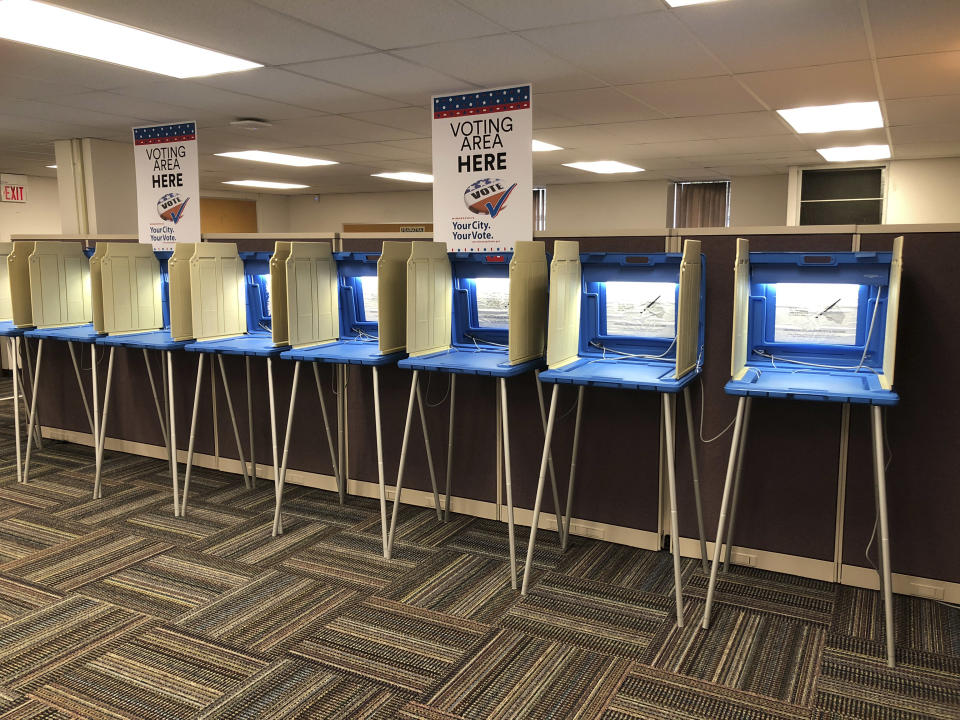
[432,85,532,252]
[132,122,201,251]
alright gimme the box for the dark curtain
[675,182,728,228]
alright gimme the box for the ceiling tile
[253,0,502,49]
[889,123,960,144]
[794,127,889,149]
[46,91,199,124]
[878,52,960,99]
[676,0,869,73]
[866,0,960,58]
[0,72,93,102]
[0,42,150,90]
[288,53,473,105]
[344,107,431,136]
[620,76,764,117]
[459,0,660,31]
[685,112,790,140]
[737,61,878,110]
[713,135,808,154]
[534,88,663,124]
[885,95,960,126]
[520,12,726,85]
[54,0,369,64]
[394,34,601,94]
[891,141,960,159]
[110,81,315,122]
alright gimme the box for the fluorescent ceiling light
[0,0,261,78]
[223,180,308,189]
[817,144,891,162]
[563,161,645,174]
[46,164,57,169]
[215,150,337,167]
[666,0,728,6]
[532,139,563,152]
[777,101,883,134]
[372,172,434,183]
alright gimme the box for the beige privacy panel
[28,241,92,329]
[9,241,36,328]
[89,242,108,333]
[881,235,904,389]
[730,237,751,380]
[101,243,163,335]
[674,239,702,379]
[406,241,451,357]
[168,243,194,341]
[189,242,246,341]
[0,243,13,322]
[270,242,291,346]
[378,241,411,354]
[508,241,548,365]
[285,241,338,349]
[546,240,582,369]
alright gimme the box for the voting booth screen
[602,281,677,339]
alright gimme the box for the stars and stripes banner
[431,86,533,252]
[132,121,200,250]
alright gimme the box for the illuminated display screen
[260,275,272,316]
[604,281,676,338]
[773,283,860,345]
[474,277,509,328]
[359,275,379,322]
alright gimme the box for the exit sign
[0,174,27,203]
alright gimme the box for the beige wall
[0,175,61,242]
[288,190,432,233]
[256,195,290,232]
[729,175,789,227]
[544,180,671,233]
[885,157,960,224]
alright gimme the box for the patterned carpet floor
[0,389,957,717]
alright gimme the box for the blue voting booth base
[282,340,403,366]
[399,348,542,377]
[539,358,697,392]
[725,367,897,405]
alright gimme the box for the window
[533,187,546,231]
[358,275,378,322]
[799,167,883,225]
[771,283,861,345]
[603,281,677,339]
[670,180,730,228]
[473,277,510,328]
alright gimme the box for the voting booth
[702,237,904,666]
[177,240,295,518]
[275,241,412,543]
[20,237,104,484]
[392,240,559,587]
[521,239,706,625]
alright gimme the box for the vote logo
[156,192,190,224]
[463,178,517,218]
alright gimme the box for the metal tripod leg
[246,355,257,487]
[92,347,115,500]
[683,386,709,573]
[273,361,300,537]
[663,393,685,627]
[415,375,442,519]
[180,354,205,516]
[535,371,565,548]
[22,339,43,483]
[22,338,42,449]
[217,355,250,490]
[266,357,281,534]
[871,405,896,667]
[68,342,94,436]
[312,363,342,503]
[443,375,456,521]
[723,397,752,571]
[167,351,180,517]
[560,386,585,551]
[386,371,420,560]
[11,338,21,484]
[702,396,748,629]
[372,365,388,555]
[500,378,518,590]
[521,383,559,595]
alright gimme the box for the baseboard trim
[677,537,836,582]
[840,563,960,604]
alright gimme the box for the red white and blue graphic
[433,86,531,119]
[133,122,196,145]
[432,85,532,252]
[463,178,517,218]
[156,192,189,223]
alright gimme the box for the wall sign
[431,85,532,252]
[132,121,201,250]
[1,174,27,203]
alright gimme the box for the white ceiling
[0,0,958,193]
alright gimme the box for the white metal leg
[246,355,257,487]
[160,351,175,507]
[11,338,22,485]
[561,386,585,551]
[22,339,44,483]
[723,397,753,571]
[266,357,281,534]
[22,338,43,449]
[662,393,685,627]
[443,374,456,521]
[386,371,420,560]
[702,396,748,629]
[93,347,115,499]
[535,372,566,548]
[415,375,442,519]
[521,383,559,595]
[683,386,709,573]
[217,355,250,490]
[143,350,169,449]
[167,351,180,517]
[499,378,518,590]
[273,361,300,537]
[372,366,388,556]
[337,365,345,489]
[871,405,896,667]
[68,342,94,436]
[15,348,31,448]
[180,353,205,516]
[312,363,342,503]
[91,346,99,497]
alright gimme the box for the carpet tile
[292,597,490,694]
[0,574,62,624]
[558,538,702,596]
[189,512,333,567]
[52,484,170,527]
[441,518,567,570]
[114,501,252,546]
[0,512,89,566]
